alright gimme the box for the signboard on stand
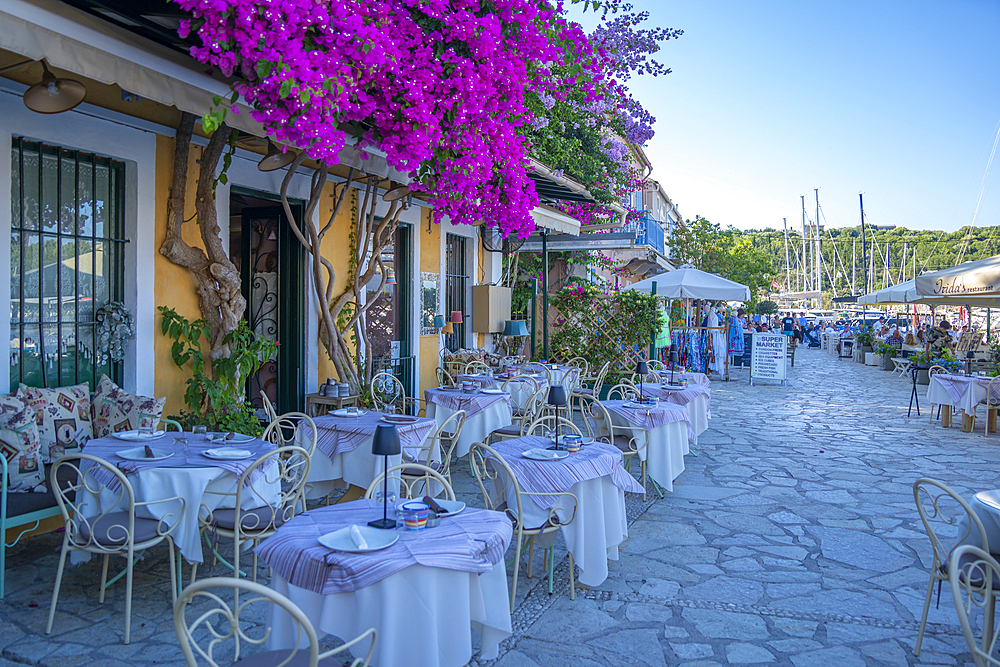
[750,333,787,385]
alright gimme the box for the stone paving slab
[0,347,990,665]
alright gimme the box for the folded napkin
[349,525,369,549]
[422,495,445,514]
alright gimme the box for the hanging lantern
[386,268,397,286]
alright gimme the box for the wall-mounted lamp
[258,139,297,172]
[450,311,464,324]
[21,61,86,114]
[433,315,446,328]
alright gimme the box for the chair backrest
[232,446,311,534]
[436,366,456,387]
[591,361,612,390]
[566,357,589,377]
[648,360,667,372]
[464,360,490,375]
[629,371,660,386]
[949,545,1000,667]
[562,367,581,393]
[469,442,523,517]
[51,454,136,552]
[579,395,614,441]
[928,365,948,376]
[429,410,466,475]
[502,375,539,402]
[606,382,637,401]
[173,576,376,667]
[522,362,552,382]
[370,372,406,413]
[262,413,318,457]
[158,418,183,432]
[260,392,279,423]
[365,463,456,501]
[913,478,990,577]
[987,377,1000,407]
[523,414,582,438]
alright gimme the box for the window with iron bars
[9,138,126,392]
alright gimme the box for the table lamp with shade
[546,385,567,447]
[635,359,648,401]
[502,319,528,357]
[668,344,678,385]
[368,424,400,530]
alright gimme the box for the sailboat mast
[801,196,808,291]
[860,194,869,294]
[815,188,821,308]
[782,217,791,291]
[852,237,857,295]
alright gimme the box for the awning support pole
[530,279,538,359]
[542,229,549,360]
[649,281,657,362]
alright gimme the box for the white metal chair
[913,478,991,656]
[521,362,552,383]
[971,377,1000,437]
[464,360,491,375]
[606,382,639,401]
[469,442,577,612]
[174,576,376,667]
[590,399,650,500]
[402,411,465,487]
[370,372,423,416]
[566,356,589,378]
[262,412,318,457]
[522,414,582,439]
[47,454,184,644]
[949,545,1000,666]
[194,446,311,585]
[436,366,456,387]
[927,365,950,424]
[489,384,548,443]
[365,463,456,501]
[260,392,279,423]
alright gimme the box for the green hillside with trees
[741,225,1000,297]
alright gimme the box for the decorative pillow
[0,405,47,492]
[91,375,166,439]
[17,383,93,463]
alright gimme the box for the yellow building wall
[153,135,209,417]
[315,184,356,388]
[418,209,440,395]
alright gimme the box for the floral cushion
[91,375,166,438]
[0,400,47,492]
[17,383,93,463]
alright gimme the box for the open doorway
[229,189,305,414]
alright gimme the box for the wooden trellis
[545,296,649,372]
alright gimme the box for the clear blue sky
[572,0,1000,233]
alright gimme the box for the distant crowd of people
[747,312,965,355]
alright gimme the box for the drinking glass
[626,391,637,403]
[138,413,156,439]
[192,425,208,441]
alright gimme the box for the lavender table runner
[488,436,644,508]
[643,384,711,410]
[313,413,436,460]
[602,400,690,430]
[424,388,511,416]
[82,436,278,490]
[255,499,512,595]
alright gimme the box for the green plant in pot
[855,326,875,352]
[873,339,897,370]
[160,307,278,436]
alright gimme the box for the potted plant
[873,340,896,371]
[855,326,875,354]
[909,350,933,384]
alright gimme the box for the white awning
[529,204,581,236]
[915,255,1000,298]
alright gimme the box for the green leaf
[279,79,293,98]
[256,59,272,80]
[212,94,222,107]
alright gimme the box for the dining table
[77,433,281,564]
[255,499,513,667]
[486,435,643,587]
[302,411,437,500]
[639,383,711,444]
[926,373,1000,432]
[665,371,711,388]
[510,363,575,387]
[425,387,512,458]
[597,400,691,493]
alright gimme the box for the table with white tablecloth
[487,435,642,587]
[457,373,542,412]
[926,374,1000,432]
[303,412,437,499]
[641,384,711,443]
[77,435,281,564]
[425,388,512,457]
[668,372,711,388]
[256,500,512,667]
[597,400,690,493]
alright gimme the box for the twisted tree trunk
[160,113,246,361]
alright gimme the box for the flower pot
[879,351,894,371]
[916,368,930,385]
[865,352,878,366]
[861,345,873,354]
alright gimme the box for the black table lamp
[635,359,648,401]
[369,424,400,529]
[967,350,976,376]
[547,385,567,447]
[669,344,679,385]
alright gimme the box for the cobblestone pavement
[0,348,988,665]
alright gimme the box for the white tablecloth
[269,561,511,666]
[73,463,279,564]
[954,490,1000,554]
[599,412,688,493]
[301,416,436,499]
[927,374,999,418]
[426,392,512,458]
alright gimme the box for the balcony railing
[622,210,666,254]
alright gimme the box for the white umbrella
[857,279,1000,307]
[915,255,1000,298]
[623,267,750,301]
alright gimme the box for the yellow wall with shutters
[418,208,441,396]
